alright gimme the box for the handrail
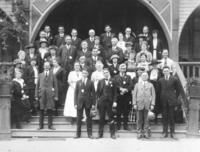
[179,62,200,65]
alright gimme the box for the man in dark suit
[85,29,95,51]
[74,69,96,139]
[124,27,135,45]
[114,63,132,130]
[35,61,58,130]
[142,25,151,44]
[71,28,82,50]
[149,30,163,60]
[58,35,77,74]
[76,41,92,60]
[53,26,66,48]
[100,25,115,50]
[44,25,53,45]
[158,66,181,138]
[96,68,117,139]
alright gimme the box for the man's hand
[35,97,38,101]
[113,102,117,108]
[74,105,77,109]
[54,97,58,101]
[150,105,154,111]
[133,105,137,110]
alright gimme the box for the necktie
[45,71,48,78]
[164,58,167,67]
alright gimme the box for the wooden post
[187,85,200,136]
[187,97,200,136]
[0,82,11,140]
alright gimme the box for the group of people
[10,24,182,140]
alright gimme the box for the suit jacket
[86,38,95,51]
[100,33,115,49]
[158,76,181,107]
[132,81,155,110]
[109,64,119,77]
[53,34,66,48]
[149,38,163,59]
[71,37,82,50]
[114,73,133,95]
[88,56,104,72]
[123,35,135,44]
[58,45,77,71]
[35,71,58,110]
[97,78,117,105]
[74,79,95,109]
[106,47,124,64]
[76,49,92,60]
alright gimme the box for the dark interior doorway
[40,0,168,48]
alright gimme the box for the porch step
[11,123,187,138]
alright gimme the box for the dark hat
[39,38,48,45]
[137,34,145,39]
[119,63,126,69]
[13,59,22,65]
[110,54,119,60]
[48,45,58,52]
[149,59,161,66]
[125,42,133,47]
[136,66,145,71]
[25,43,35,49]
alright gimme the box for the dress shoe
[88,135,94,139]
[137,134,142,139]
[48,126,56,130]
[111,134,116,139]
[123,125,128,130]
[163,133,168,138]
[74,135,81,139]
[37,127,43,130]
[96,134,103,139]
[170,133,177,139]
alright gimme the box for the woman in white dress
[117,32,126,53]
[63,62,82,123]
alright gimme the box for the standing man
[58,35,77,74]
[71,28,82,50]
[100,25,115,50]
[158,66,181,138]
[44,25,53,45]
[86,29,96,51]
[35,61,58,130]
[114,63,132,130]
[74,69,95,139]
[96,68,117,139]
[132,72,155,139]
[53,26,66,48]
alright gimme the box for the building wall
[0,0,15,23]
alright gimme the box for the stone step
[11,129,187,138]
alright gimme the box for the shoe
[37,127,43,130]
[96,134,103,139]
[88,135,94,139]
[143,134,150,139]
[163,133,168,138]
[137,134,142,139]
[170,133,177,139]
[74,135,80,139]
[48,126,56,130]
[111,134,116,139]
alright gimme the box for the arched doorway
[179,5,200,62]
[32,0,170,50]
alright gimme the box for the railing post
[187,84,200,136]
[0,83,11,139]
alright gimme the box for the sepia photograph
[0,0,200,151]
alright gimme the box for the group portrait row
[10,24,182,140]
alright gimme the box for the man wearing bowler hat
[114,63,132,130]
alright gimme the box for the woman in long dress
[63,62,82,123]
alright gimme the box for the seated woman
[126,52,137,79]
[117,32,126,53]
[10,69,30,129]
[63,62,82,124]
[137,53,150,72]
